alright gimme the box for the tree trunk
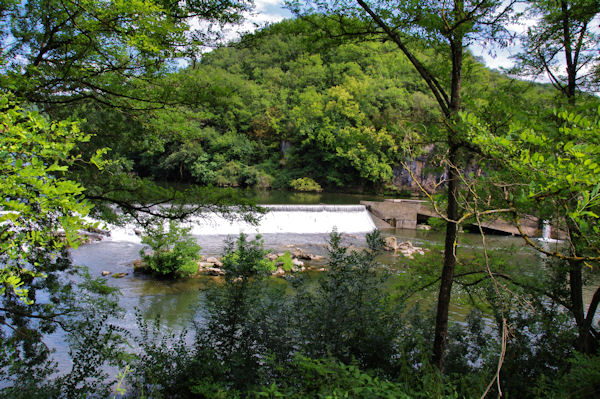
[431,33,463,372]
[560,0,577,103]
[569,259,600,353]
[431,144,460,371]
[565,214,600,353]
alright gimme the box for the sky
[218,1,597,92]
[240,0,522,72]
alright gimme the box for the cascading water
[189,205,376,235]
[541,220,552,240]
[105,205,377,242]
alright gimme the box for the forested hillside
[3,1,600,397]
[70,18,555,192]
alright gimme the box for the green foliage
[254,356,413,399]
[511,0,599,97]
[466,105,600,236]
[1,270,128,398]
[140,221,200,275]
[539,350,600,398]
[126,312,199,398]
[0,0,252,107]
[290,230,403,371]
[426,216,447,231]
[100,17,484,190]
[221,235,277,276]
[289,177,323,192]
[140,221,202,277]
[196,234,287,390]
[0,93,103,303]
[276,251,294,272]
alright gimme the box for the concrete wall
[362,199,547,238]
[361,199,423,229]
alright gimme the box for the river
[55,190,597,373]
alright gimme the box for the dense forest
[55,18,558,192]
[1,0,600,398]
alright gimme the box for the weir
[106,205,377,242]
[188,205,377,235]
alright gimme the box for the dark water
[244,189,400,204]
[158,185,402,205]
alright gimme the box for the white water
[101,205,377,243]
[542,220,551,240]
[538,220,562,243]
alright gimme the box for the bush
[198,234,286,390]
[254,356,414,399]
[140,221,201,277]
[426,216,446,231]
[289,177,323,192]
[291,230,402,371]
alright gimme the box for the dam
[188,204,377,235]
[361,199,543,237]
[106,204,377,242]
[103,200,547,243]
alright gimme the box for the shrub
[140,221,201,277]
[289,177,323,192]
[254,356,414,398]
[198,234,284,390]
[426,216,446,231]
[276,251,294,272]
[291,230,402,371]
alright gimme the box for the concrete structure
[362,199,543,237]
[361,199,423,230]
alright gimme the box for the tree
[466,106,600,354]
[0,92,129,396]
[286,0,516,371]
[0,0,253,108]
[511,0,600,103]
[0,0,260,230]
[507,0,600,354]
[0,92,101,303]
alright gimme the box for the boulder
[87,226,109,236]
[384,236,398,251]
[84,232,104,242]
[111,272,128,278]
[396,241,428,259]
[291,248,306,259]
[292,258,304,267]
[206,256,223,267]
[204,267,225,276]
[383,238,428,258]
[132,259,149,273]
[266,253,279,261]
[101,270,110,276]
[272,267,285,277]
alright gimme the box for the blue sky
[244,0,520,72]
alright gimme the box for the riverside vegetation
[1,0,600,397]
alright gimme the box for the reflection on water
[70,220,598,331]
[57,225,600,378]
[71,229,544,329]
